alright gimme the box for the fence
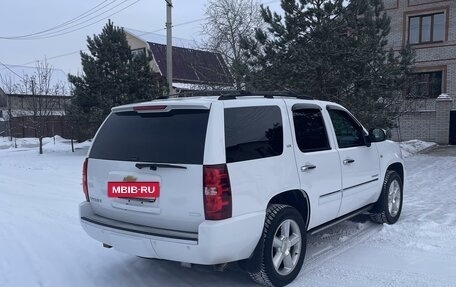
[392,95,454,145]
[3,116,73,139]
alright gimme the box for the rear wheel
[370,170,403,224]
[247,204,306,287]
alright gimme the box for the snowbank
[399,139,437,158]
[0,136,91,152]
[2,137,436,156]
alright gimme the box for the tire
[370,170,403,224]
[247,204,306,287]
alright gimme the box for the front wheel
[248,204,306,287]
[370,170,403,224]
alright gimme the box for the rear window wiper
[135,163,187,170]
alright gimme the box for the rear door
[87,104,211,233]
[287,102,342,229]
[222,100,299,217]
[326,107,380,216]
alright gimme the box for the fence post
[435,94,453,145]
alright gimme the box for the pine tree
[67,20,166,141]
[242,0,415,128]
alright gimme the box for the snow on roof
[124,27,197,49]
[0,64,70,96]
[173,82,234,91]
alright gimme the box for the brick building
[383,0,456,144]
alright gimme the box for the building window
[131,48,146,59]
[408,71,443,98]
[409,13,445,44]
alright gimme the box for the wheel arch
[268,189,310,230]
[387,162,404,183]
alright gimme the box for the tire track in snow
[303,220,383,272]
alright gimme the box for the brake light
[133,105,167,111]
[203,164,232,220]
[82,158,89,201]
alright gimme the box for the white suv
[79,92,404,287]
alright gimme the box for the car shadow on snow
[93,215,379,287]
[97,256,255,287]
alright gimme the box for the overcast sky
[0,0,281,75]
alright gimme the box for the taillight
[82,158,89,201]
[203,164,232,220]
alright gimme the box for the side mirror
[369,128,386,142]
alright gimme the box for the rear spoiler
[112,103,211,113]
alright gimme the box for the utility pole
[165,0,173,94]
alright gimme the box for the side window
[328,109,365,148]
[225,106,283,163]
[293,108,330,152]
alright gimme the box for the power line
[43,0,118,34]
[24,0,136,40]
[16,0,279,66]
[134,17,208,37]
[0,0,140,40]
[0,0,116,39]
[21,50,88,67]
[0,61,25,81]
[135,0,280,36]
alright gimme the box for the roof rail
[157,90,242,99]
[156,90,314,101]
[217,91,314,100]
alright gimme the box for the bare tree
[201,0,264,89]
[0,74,21,141]
[15,60,67,154]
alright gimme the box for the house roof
[124,28,197,49]
[148,42,233,86]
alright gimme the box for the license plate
[107,182,160,198]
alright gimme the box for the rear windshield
[89,109,210,164]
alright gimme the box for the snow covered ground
[0,136,91,151]
[0,138,455,287]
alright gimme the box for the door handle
[301,164,316,172]
[343,159,355,165]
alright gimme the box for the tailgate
[86,106,210,233]
[87,159,204,233]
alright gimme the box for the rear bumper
[79,202,265,265]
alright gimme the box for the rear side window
[293,108,330,152]
[89,109,209,164]
[225,106,283,163]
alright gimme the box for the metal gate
[450,111,456,145]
